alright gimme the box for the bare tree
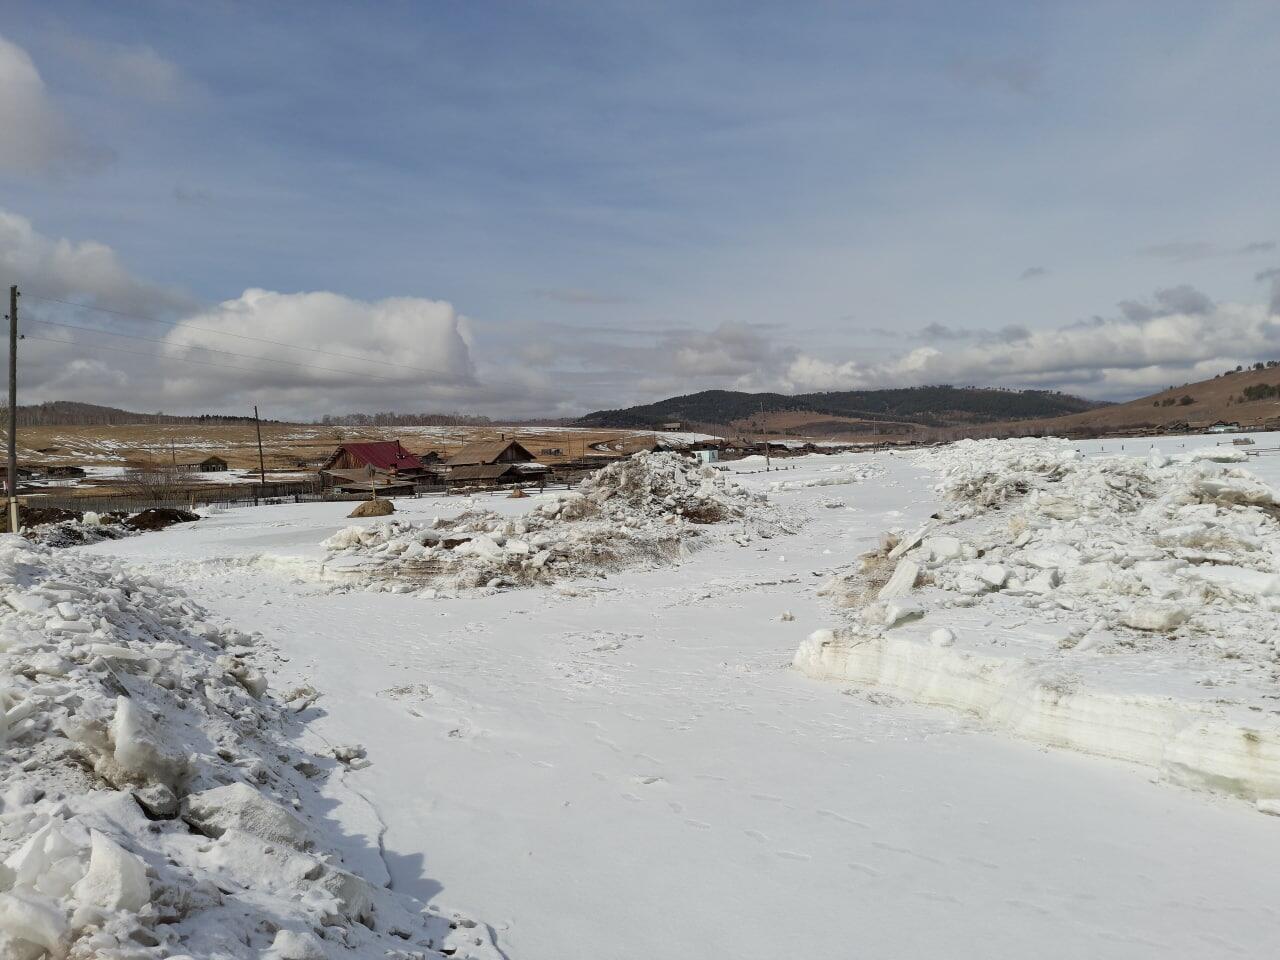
[120,465,198,502]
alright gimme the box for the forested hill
[12,401,270,427]
[576,386,1106,429]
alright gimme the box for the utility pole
[760,400,770,471]
[253,405,266,484]
[7,286,18,534]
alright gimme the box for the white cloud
[667,323,781,379]
[783,301,1280,399]
[0,209,190,315]
[0,34,108,175]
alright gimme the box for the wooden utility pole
[760,400,770,471]
[7,286,18,533]
[253,405,266,484]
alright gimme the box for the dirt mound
[124,507,201,531]
[348,498,395,518]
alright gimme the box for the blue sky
[1,1,1279,418]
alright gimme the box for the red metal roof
[333,441,424,473]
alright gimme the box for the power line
[23,293,461,379]
[26,315,414,383]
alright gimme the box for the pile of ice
[864,437,1280,663]
[798,437,1280,802]
[0,534,498,959]
[322,452,777,593]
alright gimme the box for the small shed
[198,456,229,472]
[44,465,86,479]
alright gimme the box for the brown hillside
[1029,365,1280,436]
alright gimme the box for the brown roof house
[444,439,547,487]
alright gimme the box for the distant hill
[576,386,1106,431]
[13,401,273,427]
[1020,361,1280,437]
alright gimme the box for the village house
[444,439,548,487]
[318,440,439,495]
[197,455,229,472]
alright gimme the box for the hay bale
[348,498,395,518]
[508,486,528,498]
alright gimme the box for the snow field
[797,436,1280,805]
[62,439,1280,958]
[0,534,498,959]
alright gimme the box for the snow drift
[0,534,498,959]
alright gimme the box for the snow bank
[0,534,498,958]
[801,438,1280,803]
[795,629,1280,799]
[321,452,781,594]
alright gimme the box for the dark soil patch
[124,508,201,532]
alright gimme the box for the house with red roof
[319,440,439,492]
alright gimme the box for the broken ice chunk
[1121,604,1188,632]
[877,558,920,601]
[71,830,150,913]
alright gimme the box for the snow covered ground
[32,437,1280,958]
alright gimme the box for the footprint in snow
[683,819,712,830]
[815,809,869,829]
[775,850,811,862]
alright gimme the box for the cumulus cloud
[21,286,488,420]
[0,209,192,315]
[0,34,109,175]
[151,289,478,411]
[1,207,497,418]
[665,322,781,379]
[783,294,1280,399]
